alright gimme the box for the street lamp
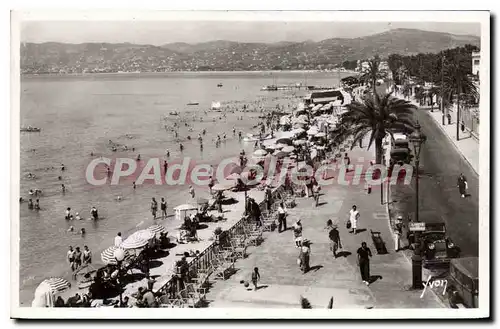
[409,122,427,289]
[114,248,126,305]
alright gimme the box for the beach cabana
[174,204,198,221]
[32,278,71,307]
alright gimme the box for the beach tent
[174,204,198,221]
[32,278,71,307]
[101,246,130,265]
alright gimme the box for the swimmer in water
[166,149,170,157]
[80,228,86,236]
[179,144,184,152]
[58,176,62,180]
[75,212,82,220]
[61,164,65,171]
[90,152,94,156]
[136,154,141,161]
[28,199,33,210]
[62,184,66,193]
[117,196,122,201]
[34,199,40,210]
[187,136,191,140]
[68,226,75,232]
[133,181,136,189]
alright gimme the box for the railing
[155,184,283,297]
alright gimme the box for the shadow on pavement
[309,265,323,272]
[369,275,383,284]
[336,251,352,258]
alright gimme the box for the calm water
[19,71,347,305]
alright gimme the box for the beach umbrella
[212,182,235,191]
[282,146,295,153]
[174,204,198,211]
[315,132,326,138]
[265,144,278,151]
[252,155,267,162]
[101,246,129,265]
[121,235,149,250]
[148,224,167,235]
[38,278,71,294]
[297,114,308,122]
[276,137,292,145]
[32,278,71,307]
[226,172,241,180]
[315,145,326,150]
[253,149,267,157]
[279,116,291,125]
[293,140,307,146]
[291,128,305,135]
[130,229,155,241]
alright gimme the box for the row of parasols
[101,224,168,265]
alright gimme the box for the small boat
[261,85,278,91]
[187,102,199,106]
[169,111,179,116]
[217,83,223,87]
[20,126,41,132]
[211,101,222,112]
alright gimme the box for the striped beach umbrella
[101,246,129,265]
[148,224,167,235]
[129,229,155,241]
[38,278,71,294]
[121,234,149,250]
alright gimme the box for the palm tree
[360,55,385,94]
[331,92,417,164]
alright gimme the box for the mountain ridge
[21,28,480,73]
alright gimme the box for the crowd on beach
[29,90,385,307]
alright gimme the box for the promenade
[206,141,444,309]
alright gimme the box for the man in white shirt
[349,205,360,234]
[277,202,287,233]
[114,232,123,247]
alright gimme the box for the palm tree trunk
[375,137,384,164]
[372,78,376,95]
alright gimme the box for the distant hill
[21,28,480,73]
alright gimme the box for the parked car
[447,257,479,308]
[409,222,461,267]
[422,223,461,267]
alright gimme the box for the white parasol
[253,149,268,157]
[101,246,129,265]
[120,235,149,249]
[315,132,326,138]
[32,278,71,307]
[212,182,236,191]
[129,229,155,241]
[148,224,167,235]
[281,146,295,153]
[293,140,307,146]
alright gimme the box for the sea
[18,71,350,305]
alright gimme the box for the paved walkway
[205,141,444,309]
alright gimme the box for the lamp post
[114,248,126,305]
[409,122,427,289]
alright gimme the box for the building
[472,51,480,77]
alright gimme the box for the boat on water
[20,126,41,132]
[169,111,179,116]
[187,102,199,106]
[211,101,222,112]
[261,85,278,91]
[217,83,223,87]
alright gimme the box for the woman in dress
[299,240,311,273]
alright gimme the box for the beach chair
[242,224,263,246]
[185,283,207,303]
[260,213,276,232]
[224,238,248,259]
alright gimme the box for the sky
[20,21,481,45]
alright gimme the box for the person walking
[293,219,303,248]
[349,205,360,234]
[82,245,92,265]
[150,197,158,219]
[312,184,321,207]
[277,202,287,233]
[114,232,123,247]
[160,197,167,219]
[457,173,468,198]
[208,176,215,195]
[357,242,373,285]
[326,220,342,258]
[251,267,261,291]
[189,186,195,199]
[394,216,403,252]
[67,246,75,271]
[299,240,311,274]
